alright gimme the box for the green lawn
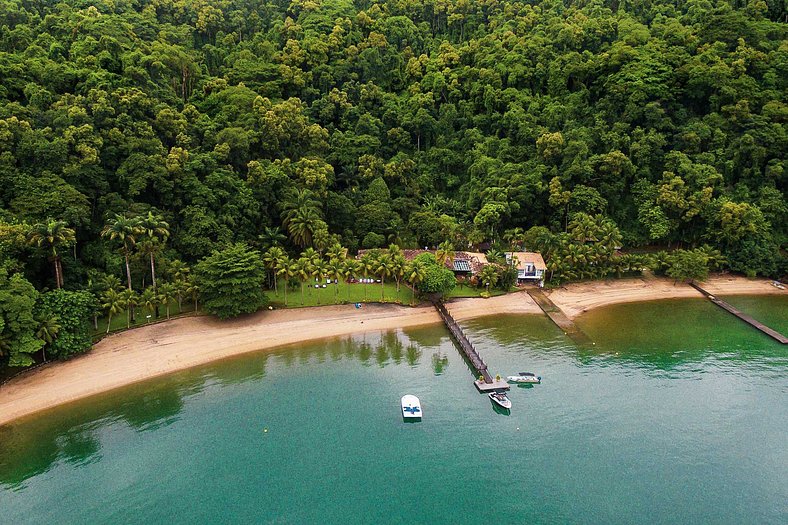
[268,279,416,308]
[93,302,197,336]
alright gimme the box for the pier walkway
[526,288,591,345]
[433,302,509,391]
[689,282,788,344]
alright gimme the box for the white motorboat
[506,372,541,384]
[401,395,422,419]
[488,391,512,410]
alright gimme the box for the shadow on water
[0,377,193,489]
[0,329,435,488]
[491,401,511,416]
[431,353,449,375]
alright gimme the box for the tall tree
[194,244,268,319]
[101,214,142,291]
[101,288,125,334]
[138,212,170,293]
[28,219,76,289]
[35,312,61,362]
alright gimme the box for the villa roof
[505,251,547,271]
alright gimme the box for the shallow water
[1,296,786,524]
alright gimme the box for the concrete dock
[526,288,591,344]
[689,281,788,344]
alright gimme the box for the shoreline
[1,275,783,426]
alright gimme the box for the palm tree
[173,278,189,312]
[486,248,504,264]
[28,219,76,288]
[101,214,142,291]
[158,282,176,319]
[435,240,455,267]
[258,226,287,251]
[138,211,170,292]
[359,252,376,302]
[478,265,498,294]
[262,246,285,294]
[120,289,139,328]
[325,243,347,262]
[569,213,599,244]
[503,227,525,250]
[101,274,123,292]
[295,257,312,305]
[35,313,61,362]
[140,287,158,322]
[287,205,320,248]
[390,254,406,297]
[168,260,191,282]
[342,258,361,302]
[311,259,328,305]
[281,188,320,224]
[185,279,199,312]
[405,260,427,305]
[597,222,622,253]
[376,253,393,301]
[387,244,403,259]
[102,288,125,333]
[276,256,293,306]
[326,258,345,303]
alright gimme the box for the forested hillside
[0,0,786,364]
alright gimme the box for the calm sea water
[1,296,786,524]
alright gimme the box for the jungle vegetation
[0,0,786,367]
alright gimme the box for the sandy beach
[547,275,785,319]
[0,275,783,425]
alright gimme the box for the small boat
[488,391,512,410]
[401,395,422,419]
[506,372,541,384]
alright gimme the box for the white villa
[505,252,547,286]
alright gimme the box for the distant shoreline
[0,275,783,426]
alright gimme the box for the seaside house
[357,248,546,286]
[505,252,547,286]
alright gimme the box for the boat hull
[401,395,422,418]
[506,376,540,384]
[488,393,512,410]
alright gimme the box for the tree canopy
[0,0,786,367]
[194,243,268,319]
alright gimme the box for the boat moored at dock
[488,391,512,410]
[507,372,541,384]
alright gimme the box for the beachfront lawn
[268,279,417,308]
[93,302,197,336]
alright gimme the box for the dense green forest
[0,0,786,366]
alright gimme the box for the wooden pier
[433,301,509,391]
[526,288,591,345]
[689,281,788,344]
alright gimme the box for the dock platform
[474,379,511,392]
[526,288,591,345]
[689,281,788,344]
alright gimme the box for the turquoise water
[1,296,786,524]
